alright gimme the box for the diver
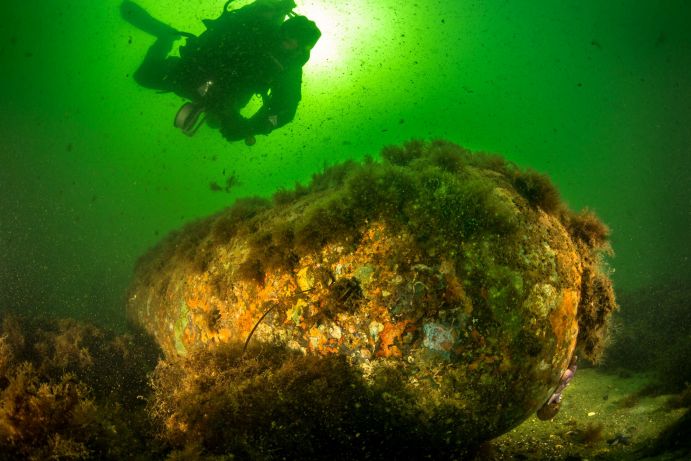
[121,0,321,145]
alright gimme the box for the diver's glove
[248,112,279,136]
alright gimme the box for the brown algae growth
[0,314,159,460]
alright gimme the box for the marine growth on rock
[128,140,617,458]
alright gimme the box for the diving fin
[120,1,191,39]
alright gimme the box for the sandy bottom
[488,368,687,460]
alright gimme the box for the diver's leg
[121,1,183,91]
[219,112,253,143]
[120,1,181,37]
[132,37,179,91]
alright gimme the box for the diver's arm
[248,66,303,135]
[219,111,253,142]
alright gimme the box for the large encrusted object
[127,140,616,451]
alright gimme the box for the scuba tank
[180,0,296,59]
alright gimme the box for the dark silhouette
[121,0,320,145]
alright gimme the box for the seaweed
[0,313,161,460]
[169,141,563,289]
[293,195,360,254]
[567,208,610,248]
[148,342,476,459]
[272,182,310,206]
[250,225,300,272]
[381,139,425,165]
[0,364,96,460]
[512,168,562,214]
[235,258,265,285]
[576,267,617,362]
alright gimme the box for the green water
[1,0,689,326]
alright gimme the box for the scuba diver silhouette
[121,0,321,146]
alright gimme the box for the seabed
[489,368,688,460]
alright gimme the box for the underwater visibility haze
[0,0,690,459]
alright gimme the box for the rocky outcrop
[127,140,616,456]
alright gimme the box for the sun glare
[294,1,381,74]
[294,3,340,68]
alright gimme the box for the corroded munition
[128,140,616,448]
